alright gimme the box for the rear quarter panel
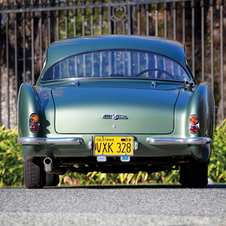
[18,83,41,138]
[174,82,215,139]
[17,83,55,138]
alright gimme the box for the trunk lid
[52,81,180,134]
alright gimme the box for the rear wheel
[179,158,208,188]
[45,174,59,187]
[24,161,45,189]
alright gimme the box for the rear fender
[17,83,42,138]
[187,82,215,138]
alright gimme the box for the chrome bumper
[146,137,212,146]
[18,137,81,145]
[18,136,211,146]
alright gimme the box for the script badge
[102,114,128,120]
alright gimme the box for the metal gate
[0,0,225,128]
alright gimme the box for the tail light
[189,115,199,134]
[30,114,39,123]
[30,113,39,132]
[190,125,199,134]
[189,115,199,125]
[30,124,39,132]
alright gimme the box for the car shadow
[1,184,226,189]
[42,184,226,189]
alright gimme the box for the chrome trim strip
[18,137,81,145]
[146,137,212,145]
[40,76,186,84]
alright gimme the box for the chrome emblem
[102,114,128,120]
[112,114,117,120]
[151,81,156,88]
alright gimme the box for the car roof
[43,35,187,75]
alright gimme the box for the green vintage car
[18,35,215,188]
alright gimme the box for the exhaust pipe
[44,157,53,173]
[43,157,66,175]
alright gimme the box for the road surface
[0,184,226,225]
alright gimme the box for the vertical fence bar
[90,15,93,35]
[81,0,86,36]
[201,0,205,82]
[39,0,43,71]
[73,0,77,37]
[146,53,149,72]
[47,0,51,45]
[82,16,85,36]
[182,2,186,46]
[137,4,141,35]
[122,52,125,75]
[66,59,69,77]
[108,3,111,34]
[90,0,94,35]
[154,55,158,78]
[191,0,196,77]
[99,0,103,35]
[122,19,125,35]
[6,1,10,128]
[164,3,169,38]
[56,0,60,40]
[155,3,159,37]
[128,52,131,75]
[137,52,140,73]
[59,62,62,78]
[22,0,26,82]
[31,0,34,84]
[74,56,77,77]
[210,0,215,92]
[14,0,18,98]
[108,52,111,76]
[127,1,131,35]
[173,2,177,40]
[65,0,68,38]
[113,21,116,35]
[220,0,224,120]
[146,4,150,36]
[100,52,103,77]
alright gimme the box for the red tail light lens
[189,115,199,125]
[30,114,39,123]
[190,125,199,134]
[30,124,39,132]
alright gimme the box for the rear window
[41,49,190,82]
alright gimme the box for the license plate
[93,136,134,156]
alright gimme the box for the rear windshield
[41,49,190,82]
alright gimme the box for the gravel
[0,185,226,225]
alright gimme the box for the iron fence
[0,0,225,128]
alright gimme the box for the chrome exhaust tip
[44,157,53,172]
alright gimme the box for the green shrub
[59,167,180,186]
[208,119,226,182]
[0,126,23,187]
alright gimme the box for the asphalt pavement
[0,184,226,226]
